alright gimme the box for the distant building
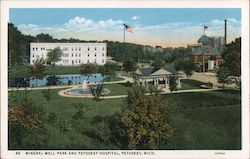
[143,45,164,53]
[30,43,107,66]
[134,66,181,89]
[188,35,224,71]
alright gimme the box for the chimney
[224,19,227,45]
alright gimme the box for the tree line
[8,23,189,66]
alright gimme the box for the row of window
[63,53,105,57]
[63,59,105,64]
[32,46,105,51]
[32,52,105,58]
[32,59,105,64]
[60,75,98,79]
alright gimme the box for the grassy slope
[9,89,241,149]
[180,79,206,90]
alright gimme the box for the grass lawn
[102,76,124,82]
[8,88,241,150]
[25,89,125,119]
[161,90,241,149]
[180,79,206,90]
[103,83,133,96]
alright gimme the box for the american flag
[124,24,134,33]
[204,25,208,30]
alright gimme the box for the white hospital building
[30,43,107,66]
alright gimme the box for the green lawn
[180,79,206,90]
[103,83,133,96]
[8,88,241,150]
[102,76,124,82]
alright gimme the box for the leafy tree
[217,67,230,90]
[31,59,46,86]
[8,90,43,148]
[9,65,31,79]
[46,47,63,66]
[222,37,241,76]
[99,63,119,81]
[121,86,173,149]
[123,60,137,74]
[80,64,97,78]
[174,59,195,78]
[36,33,54,42]
[89,83,104,101]
[151,59,165,71]
[169,76,177,92]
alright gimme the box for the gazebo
[133,66,181,88]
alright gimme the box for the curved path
[58,86,222,99]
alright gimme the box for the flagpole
[123,26,125,63]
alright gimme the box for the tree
[123,60,137,74]
[121,86,173,149]
[8,90,42,148]
[99,63,119,81]
[174,59,195,78]
[217,67,230,90]
[31,59,46,86]
[222,37,241,76]
[151,59,165,71]
[36,33,54,42]
[169,76,177,92]
[89,83,104,101]
[46,47,63,66]
[80,64,97,78]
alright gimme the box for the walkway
[58,87,222,99]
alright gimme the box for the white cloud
[131,16,140,20]
[17,16,241,47]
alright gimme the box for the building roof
[198,35,212,44]
[190,45,220,56]
[134,66,178,76]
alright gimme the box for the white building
[30,43,107,66]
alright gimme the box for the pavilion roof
[134,66,178,76]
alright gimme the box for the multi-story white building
[30,43,107,65]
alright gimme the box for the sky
[10,8,241,47]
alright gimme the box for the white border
[1,0,249,159]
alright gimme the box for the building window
[79,47,81,51]
[79,53,81,57]
[95,53,97,57]
[72,47,74,51]
[102,53,104,56]
[95,47,97,51]
[33,54,35,57]
[88,47,90,51]
[102,59,104,63]
[88,53,90,57]
[75,59,77,63]
[75,47,77,51]
[87,60,89,63]
[79,60,81,63]
[33,48,35,51]
[36,47,38,50]
[32,60,35,63]
[94,59,97,63]
[76,53,77,57]
[72,53,74,57]
[102,47,104,51]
